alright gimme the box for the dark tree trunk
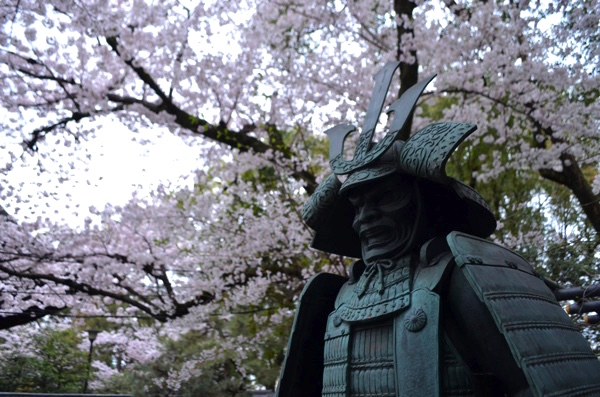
[394,0,419,141]
[539,152,600,237]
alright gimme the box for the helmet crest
[326,61,437,175]
[303,64,497,257]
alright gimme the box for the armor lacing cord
[358,259,395,297]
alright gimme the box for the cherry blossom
[0,0,597,390]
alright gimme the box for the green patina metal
[448,232,600,396]
[276,64,600,397]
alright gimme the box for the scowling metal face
[346,176,416,264]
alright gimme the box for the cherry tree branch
[15,67,78,86]
[533,126,600,237]
[347,8,392,53]
[0,246,225,322]
[441,87,535,120]
[442,87,600,236]
[0,260,160,314]
[0,304,63,330]
[24,111,90,151]
[104,36,317,193]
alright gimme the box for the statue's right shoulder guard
[447,231,600,397]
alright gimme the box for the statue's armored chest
[323,319,396,397]
[334,259,411,324]
[322,260,411,397]
[320,252,477,397]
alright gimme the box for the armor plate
[448,231,600,397]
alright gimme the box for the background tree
[0,327,88,393]
[0,0,598,391]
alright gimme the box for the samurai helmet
[302,62,496,258]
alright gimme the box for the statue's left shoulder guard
[447,231,600,397]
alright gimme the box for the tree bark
[539,152,600,236]
[0,305,63,330]
[105,37,318,194]
[394,0,419,141]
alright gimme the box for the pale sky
[3,120,201,227]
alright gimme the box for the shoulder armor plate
[447,231,535,275]
[446,231,600,397]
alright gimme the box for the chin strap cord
[357,259,395,297]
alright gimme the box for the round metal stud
[405,308,427,332]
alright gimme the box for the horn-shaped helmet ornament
[303,63,496,257]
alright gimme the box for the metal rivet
[333,315,342,327]
[467,256,483,264]
[405,309,427,332]
[505,260,518,269]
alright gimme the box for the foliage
[0,328,88,393]
[0,0,598,391]
[95,310,291,396]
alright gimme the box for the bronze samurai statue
[275,62,600,397]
